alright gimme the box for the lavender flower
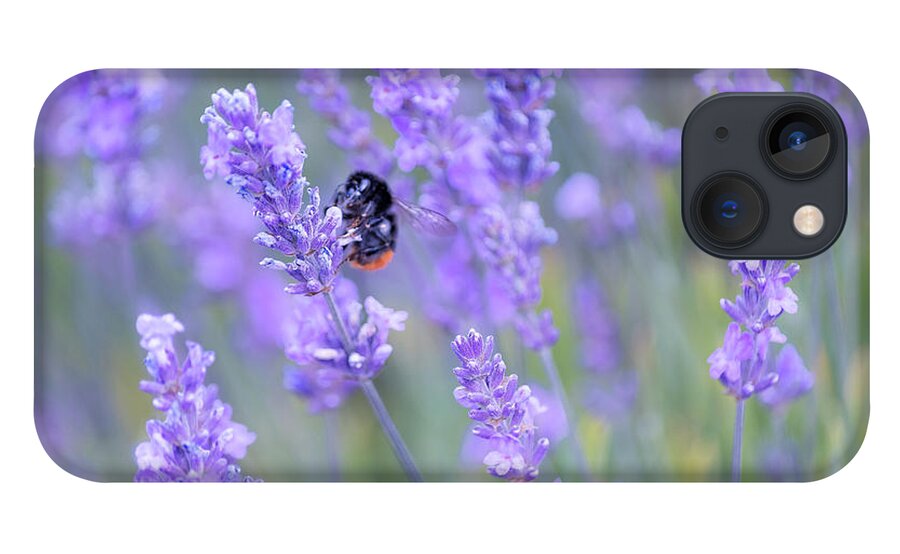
[709,260,801,399]
[466,70,591,473]
[451,329,550,481]
[460,383,568,471]
[48,70,166,245]
[367,69,499,209]
[201,82,421,480]
[133,314,257,482]
[473,203,559,350]
[475,69,561,191]
[367,69,460,172]
[707,260,809,480]
[283,279,408,412]
[200,84,344,296]
[297,70,393,175]
[366,70,499,333]
[469,70,563,345]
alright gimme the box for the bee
[331,171,456,271]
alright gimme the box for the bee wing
[394,198,457,236]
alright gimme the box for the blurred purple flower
[48,71,166,245]
[585,371,639,423]
[758,344,815,409]
[200,84,344,296]
[174,184,260,292]
[367,69,499,209]
[367,69,459,170]
[161,174,294,351]
[43,70,165,162]
[283,279,408,411]
[573,72,680,166]
[555,173,637,246]
[759,441,805,482]
[451,328,550,481]
[573,281,621,374]
[424,234,494,330]
[366,70,502,332]
[473,202,559,350]
[475,69,560,191]
[470,70,562,346]
[50,164,159,245]
[709,260,808,400]
[694,69,784,95]
[572,280,639,422]
[297,69,393,175]
[133,313,257,482]
[555,172,604,221]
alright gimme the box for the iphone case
[34,69,868,482]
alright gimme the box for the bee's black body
[331,171,398,270]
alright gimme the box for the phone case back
[34,69,868,482]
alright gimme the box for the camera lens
[764,106,833,177]
[694,173,766,246]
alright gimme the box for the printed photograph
[34,69,868,481]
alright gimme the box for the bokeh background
[34,69,868,481]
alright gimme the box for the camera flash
[793,205,825,237]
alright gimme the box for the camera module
[682,92,848,258]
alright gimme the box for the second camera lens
[695,173,767,246]
[764,106,833,178]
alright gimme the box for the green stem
[323,290,422,482]
[732,398,745,482]
[359,379,423,482]
[538,346,591,479]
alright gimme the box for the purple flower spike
[708,260,810,401]
[475,69,561,191]
[451,328,551,481]
[722,260,800,333]
[474,203,559,349]
[709,260,809,480]
[297,70,394,176]
[201,84,343,296]
[133,314,257,482]
[367,69,460,171]
[366,69,502,211]
[283,280,408,411]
